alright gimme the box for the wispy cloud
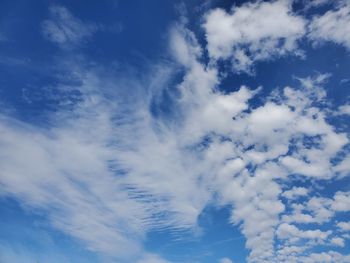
[308,1,350,50]
[42,5,98,48]
[0,32,7,42]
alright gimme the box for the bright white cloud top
[309,1,350,50]
[203,1,306,72]
[0,0,350,263]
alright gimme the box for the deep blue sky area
[0,1,350,263]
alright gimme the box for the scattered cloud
[282,187,309,200]
[42,5,98,48]
[299,251,350,263]
[203,0,306,73]
[338,104,350,115]
[0,1,350,263]
[331,237,345,247]
[308,2,350,49]
[302,0,334,10]
[136,254,172,263]
[219,257,233,263]
[337,221,350,231]
[2,21,350,262]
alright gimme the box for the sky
[0,0,350,262]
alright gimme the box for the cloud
[2,28,348,262]
[203,0,306,73]
[332,191,350,211]
[277,223,331,243]
[0,102,146,260]
[299,251,350,263]
[282,191,350,226]
[337,221,350,231]
[331,237,345,247]
[1,3,350,263]
[304,0,334,9]
[0,32,7,42]
[219,258,233,263]
[338,104,350,115]
[170,27,348,259]
[334,155,350,177]
[282,187,309,200]
[136,254,172,263]
[0,243,71,263]
[42,5,97,47]
[308,2,350,49]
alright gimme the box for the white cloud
[219,258,233,263]
[332,191,350,211]
[331,237,345,247]
[338,104,350,115]
[335,155,350,177]
[308,2,350,49]
[42,5,97,47]
[277,223,331,243]
[304,0,334,9]
[136,254,172,263]
[203,0,306,73]
[299,251,350,263]
[0,100,146,260]
[282,187,309,200]
[282,191,350,227]
[168,26,349,261]
[337,221,350,231]
[0,243,72,263]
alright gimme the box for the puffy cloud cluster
[203,0,306,72]
[309,1,350,49]
[338,104,350,115]
[203,0,350,73]
[282,187,309,200]
[337,221,350,231]
[276,190,350,261]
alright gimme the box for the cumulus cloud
[332,191,350,211]
[277,223,331,243]
[282,187,309,200]
[202,0,350,74]
[219,258,233,263]
[168,26,349,262]
[337,221,350,231]
[338,104,350,115]
[334,155,350,177]
[308,2,350,49]
[42,5,97,47]
[203,0,306,73]
[299,251,350,263]
[282,191,350,225]
[136,254,172,263]
[331,237,345,247]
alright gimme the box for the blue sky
[0,0,350,262]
